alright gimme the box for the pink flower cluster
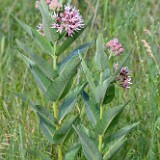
[51,5,84,36]
[105,38,124,56]
[36,0,84,37]
[114,63,132,89]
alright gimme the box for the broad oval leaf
[103,136,127,160]
[103,122,139,147]
[94,102,129,135]
[58,82,87,122]
[35,105,56,143]
[82,91,99,125]
[18,53,52,93]
[17,40,58,80]
[103,83,115,105]
[94,35,108,71]
[45,56,80,101]
[56,25,87,56]
[73,125,102,160]
[53,115,78,144]
[64,143,81,160]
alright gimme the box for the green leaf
[103,83,115,104]
[39,0,59,42]
[102,68,110,81]
[73,125,102,160]
[82,91,99,125]
[79,53,96,92]
[103,136,127,160]
[95,102,129,135]
[13,15,33,37]
[56,24,88,56]
[17,40,58,80]
[94,35,108,71]
[59,42,93,66]
[15,93,35,107]
[35,105,55,143]
[45,56,80,101]
[53,115,78,144]
[28,150,51,160]
[18,53,52,93]
[38,0,52,41]
[14,15,54,54]
[58,82,86,122]
[94,49,132,104]
[104,122,139,146]
[64,143,81,160]
[31,29,54,54]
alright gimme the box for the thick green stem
[98,104,103,152]
[100,104,103,120]
[98,135,103,152]
[98,72,103,152]
[58,145,63,160]
[52,42,63,160]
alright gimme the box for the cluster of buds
[105,38,124,56]
[36,0,62,10]
[114,63,132,89]
[36,0,84,36]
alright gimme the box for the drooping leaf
[18,53,52,93]
[64,143,81,160]
[73,125,103,160]
[94,35,108,71]
[103,136,126,160]
[82,91,99,125]
[13,15,33,37]
[95,102,129,135]
[58,82,87,122]
[53,115,78,144]
[35,105,55,143]
[103,83,115,104]
[17,40,58,80]
[45,56,80,101]
[14,16,54,54]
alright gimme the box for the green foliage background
[0,0,160,159]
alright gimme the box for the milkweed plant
[15,0,139,159]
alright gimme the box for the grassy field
[0,0,160,159]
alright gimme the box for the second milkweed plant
[15,0,139,159]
